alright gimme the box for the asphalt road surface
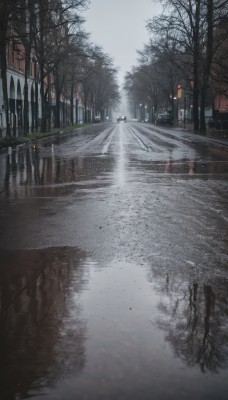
[0,121,228,400]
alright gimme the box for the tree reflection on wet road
[0,122,228,399]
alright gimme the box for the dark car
[155,113,173,126]
[94,115,101,123]
[117,116,127,123]
[213,112,228,130]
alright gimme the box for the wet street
[0,121,228,400]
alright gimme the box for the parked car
[94,115,101,123]
[212,112,228,130]
[155,113,173,126]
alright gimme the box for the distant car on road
[117,116,127,123]
[155,113,173,126]
[94,115,101,123]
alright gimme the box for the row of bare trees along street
[124,0,228,132]
[0,0,120,136]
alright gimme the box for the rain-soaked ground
[0,122,228,399]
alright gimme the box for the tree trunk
[40,70,46,133]
[198,0,213,134]
[0,41,10,137]
[70,84,74,125]
[193,0,200,132]
[39,1,46,133]
[55,78,61,128]
[47,74,51,132]
[55,95,61,128]
[75,99,78,124]
[0,2,10,137]
[23,76,29,136]
[22,0,32,136]
[84,101,87,123]
[34,62,39,131]
[200,88,206,132]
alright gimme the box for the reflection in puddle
[154,275,228,373]
[2,139,228,199]
[115,124,128,186]
[0,252,227,399]
[137,157,228,175]
[0,145,115,197]
[0,247,88,399]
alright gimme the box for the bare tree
[210,17,228,103]
[0,0,21,136]
[11,0,37,135]
[31,0,87,132]
[146,0,228,132]
[90,48,120,119]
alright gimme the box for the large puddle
[1,128,228,399]
[0,247,228,399]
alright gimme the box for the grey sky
[84,0,161,85]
